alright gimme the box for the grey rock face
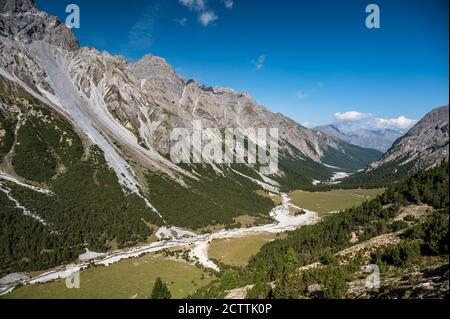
[126,54,345,162]
[370,105,449,171]
[0,0,34,13]
[0,0,79,94]
[0,0,386,192]
[0,0,79,51]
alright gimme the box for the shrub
[373,240,421,268]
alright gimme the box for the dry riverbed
[0,193,320,297]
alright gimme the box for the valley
[289,188,385,214]
[0,0,447,302]
[208,232,278,267]
[3,253,215,299]
[196,162,449,299]
[1,187,384,298]
[0,191,322,297]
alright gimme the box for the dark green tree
[321,266,349,299]
[284,247,300,272]
[247,281,272,299]
[150,277,171,299]
[421,211,449,255]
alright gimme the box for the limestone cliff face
[369,105,449,172]
[0,0,384,192]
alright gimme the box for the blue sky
[36,0,449,129]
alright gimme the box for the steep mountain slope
[369,105,449,171]
[0,0,383,273]
[0,76,164,275]
[341,106,449,187]
[315,125,402,152]
[0,1,380,189]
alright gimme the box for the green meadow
[289,188,385,214]
[3,254,214,299]
[208,232,277,267]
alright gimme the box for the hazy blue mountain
[315,125,402,152]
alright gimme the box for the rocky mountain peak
[0,0,35,13]
[129,54,178,80]
[0,0,392,196]
[369,105,449,171]
[407,105,449,137]
[0,0,79,51]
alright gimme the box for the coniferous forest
[191,162,449,299]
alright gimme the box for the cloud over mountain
[334,111,372,122]
[334,111,416,131]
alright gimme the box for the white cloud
[179,0,219,27]
[199,11,218,26]
[334,111,371,122]
[175,17,188,26]
[333,111,417,131]
[224,0,234,9]
[179,0,205,11]
[370,116,417,130]
[302,121,311,127]
[252,54,266,70]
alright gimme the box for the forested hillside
[0,78,163,276]
[146,164,274,229]
[192,161,449,298]
[0,75,277,276]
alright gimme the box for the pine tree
[247,281,272,299]
[284,247,300,272]
[150,277,171,299]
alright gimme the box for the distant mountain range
[341,105,449,187]
[314,125,402,152]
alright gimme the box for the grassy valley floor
[289,188,385,214]
[3,254,214,299]
[208,232,278,267]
